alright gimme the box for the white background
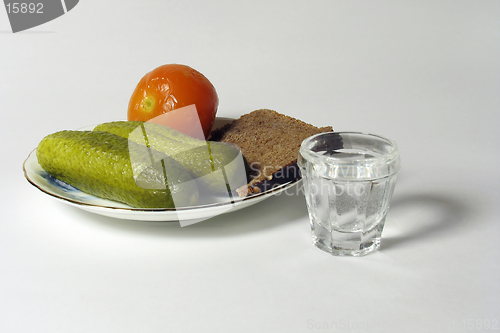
[1,1,499,332]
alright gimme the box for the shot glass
[298,132,400,257]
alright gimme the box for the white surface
[1,1,499,332]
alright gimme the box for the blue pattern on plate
[36,169,101,203]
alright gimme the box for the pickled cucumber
[93,121,249,193]
[36,130,199,208]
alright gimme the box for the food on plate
[33,108,332,209]
[94,121,249,193]
[31,61,334,210]
[36,130,199,208]
[128,64,219,139]
[210,109,333,196]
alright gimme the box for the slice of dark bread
[210,109,333,197]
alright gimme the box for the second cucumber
[93,121,249,193]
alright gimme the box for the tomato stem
[142,96,155,113]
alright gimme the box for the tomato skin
[128,64,219,139]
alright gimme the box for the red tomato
[128,64,219,139]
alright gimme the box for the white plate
[23,118,301,223]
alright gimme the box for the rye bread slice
[210,109,333,197]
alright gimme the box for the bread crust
[210,109,333,197]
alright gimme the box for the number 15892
[6,3,44,14]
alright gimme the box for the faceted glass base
[313,235,381,257]
[311,221,385,257]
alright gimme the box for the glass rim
[300,131,400,167]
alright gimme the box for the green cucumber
[36,130,199,208]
